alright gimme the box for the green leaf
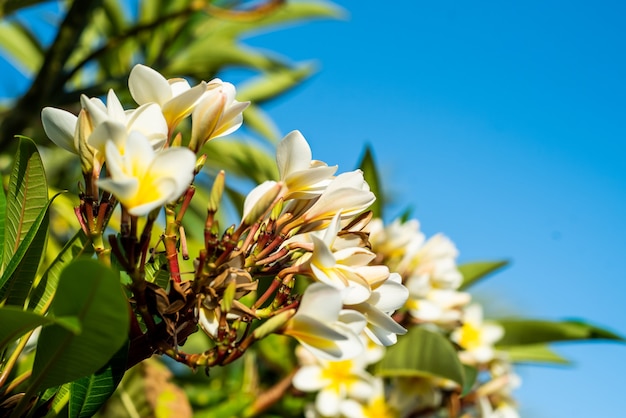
[0,21,43,73]
[499,344,571,365]
[458,260,509,290]
[495,319,625,347]
[0,181,5,264]
[461,365,478,397]
[238,63,317,105]
[30,259,130,391]
[0,0,51,18]
[2,136,47,272]
[202,138,278,184]
[28,229,92,314]
[241,103,281,144]
[375,326,465,388]
[0,306,53,350]
[0,193,59,306]
[357,144,383,219]
[69,340,129,418]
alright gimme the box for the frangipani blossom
[450,304,504,364]
[189,79,250,151]
[400,233,463,290]
[340,378,396,418]
[284,283,366,360]
[348,273,409,346]
[293,347,375,417]
[129,64,208,132]
[276,130,337,200]
[41,107,79,153]
[97,131,196,216]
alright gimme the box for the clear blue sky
[245,1,626,416]
[3,1,625,416]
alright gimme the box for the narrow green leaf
[357,144,383,219]
[375,326,465,388]
[458,260,509,290]
[42,383,71,418]
[28,229,92,314]
[495,319,626,347]
[69,340,129,418]
[30,259,130,391]
[0,306,53,350]
[0,193,59,306]
[0,21,43,73]
[237,63,316,105]
[202,138,278,184]
[3,136,47,272]
[240,103,281,144]
[499,344,571,365]
[0,181,5,264]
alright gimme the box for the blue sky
[3,1,625,416]
[244,1,626,416]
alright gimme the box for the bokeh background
[230,1,626,416]
[2,1,625,416]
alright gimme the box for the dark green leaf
[458,260,509,290]
[0,181,5,264]
[0,306,53,350]
[2,136,47,272]
[357,144,383,219]
[69,340,129,418]
[30,259,130,391]
[461,365,478,397]
[0,193,61,306]
[28,230,92,314]
[499,344,571,365]
[375,326,465,388]
[495,319,625,347]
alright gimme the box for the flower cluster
[293,217,521,417]
[40,65,409,380]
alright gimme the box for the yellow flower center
[320,360,359,392]
[459,322,482,350]
[363,396,395,418]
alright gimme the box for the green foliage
[30,259,129,391]
[499,344,570,365]
[495,319,625,347]
[357,144,383,219]
[458,260,509,290]
[376,326,465,388]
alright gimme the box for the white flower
[128,63,207,132]
[284,283,366,360]
[41,107,79,153]
[293,347,375,417]
[189,78,249,151]
[97,131,196,216]
[450,304,504,364]
[276,130,337,200]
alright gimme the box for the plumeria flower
[340,377,396,418]
[292,346,375,417]
[97,131,196,216]
[478,396,521,418]
[41,107,80,153]
[405,276,470,324]
[283,283,366,360]
[128,63,208,132]
[306,213,387,305]
[450,304,504,364]
[347,272,408,346]
[189,78,250,151]
[275,130,337,200]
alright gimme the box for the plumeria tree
[0,1,623,418]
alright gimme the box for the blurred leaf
[30,259,130,391]
[69,340,129,418]
[0,305,53,350]
[458,260,509,290]
[203,1,344,39]
[495,319,625,347]
[202,138,278,184]
[499,344,571,365]
[238,63,316,104]
[357,144,383,219]
[461,365,478,397]
[96,359,192,418]
[0,181,5,266]
[375,326,465,388]
[2,136,47,272]
[256,334,296,374]
[28,229,92,314]
[0,0,51,18]
[241,103,281,143]
[0,21,43,73]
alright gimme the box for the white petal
[41,107,78,153]
[128,64,172,105]
[316,388,342,417]
[277,130,312,179]
[292,366,327,391]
